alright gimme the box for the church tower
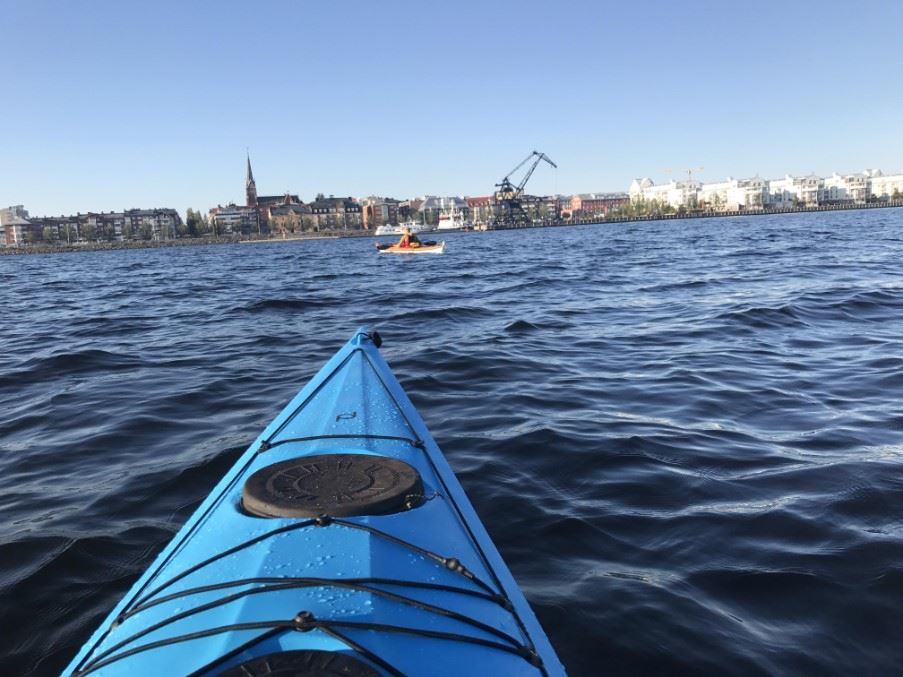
[246,153,258,207]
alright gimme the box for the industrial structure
[492,151,557,228]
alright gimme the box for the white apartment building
[631,176,766,210]
[631,169,902,211]
[628,178,700,208]
[766,174,822,207]
[822,173,869,203]
[734,177,768,209]
[698,177,768,210]
[698,179,731,208]
[866,169,903,200]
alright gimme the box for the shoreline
[550,198,903,229]
[239,234,340,244]
[3,201,901,256]
[0,231,362,257]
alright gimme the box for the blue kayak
[65,329,565,676]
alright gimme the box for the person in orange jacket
[397,227,421,248]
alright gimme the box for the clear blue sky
[2,0,902,217]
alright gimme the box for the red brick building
[568,193,629,218]
[465,196,493,226]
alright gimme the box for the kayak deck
[66,330,563,676]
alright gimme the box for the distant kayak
[376,241,445,254]
[64,329,563,676]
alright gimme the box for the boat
[376,240,446,255]
[374,221,433,236]
[436,209,470,231]
[64,329,564,676]
[373,224,402,236]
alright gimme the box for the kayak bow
[65,329,564,676]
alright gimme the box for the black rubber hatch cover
[217,649,380,676]
[242,453,422,518]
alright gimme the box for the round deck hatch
[217,649,380,676]
[242,453,422,518]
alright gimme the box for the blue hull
[65,330,565,676]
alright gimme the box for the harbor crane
[492,150,557,228]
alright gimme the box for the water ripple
[2,210,903,674]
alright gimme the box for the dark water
[2,211,903,675]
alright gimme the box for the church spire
[246,152,258,207]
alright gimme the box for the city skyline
[8,159,902,222]
[2,0,902,217]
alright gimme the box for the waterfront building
[628,168,903,211]
[465,196,493,226]
[209,203,259,235]
[419,196,468,225]
[37,216,81,242]
[696,177,767,210]
[735,177,768,209]
[822,173,868,204]
[1,205,32,246]
[269,202,313,234]
[569,193,629,218]
[88,212,124,239]
[361,197,400,230]
[866,169,903,200]
[631,172,888,211]
[258,193,304,229]
[306,196,363,230]
[258,195,302,214]
[629,178,701,209]
[5,208,183,244]
[632,175,775,210]
[398,198,423,223]
[768,175,822,207]
[698,179,732,209]
[518,194,544,222]
[542,195,568,221]
[122,208,183,240]
[39,212,123,242]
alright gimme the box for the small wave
[0,349,147,389]
[505,319,539,332]
[686,568,836,617]
[68,315,156,337]
[389,305,494,322]
[715,303,807,330]
[399,374,445,393]
[826,288,903,317]
[0,527,174,676]
[488,278,550,294]
[641,279,714,293]
[238,297,338,313]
